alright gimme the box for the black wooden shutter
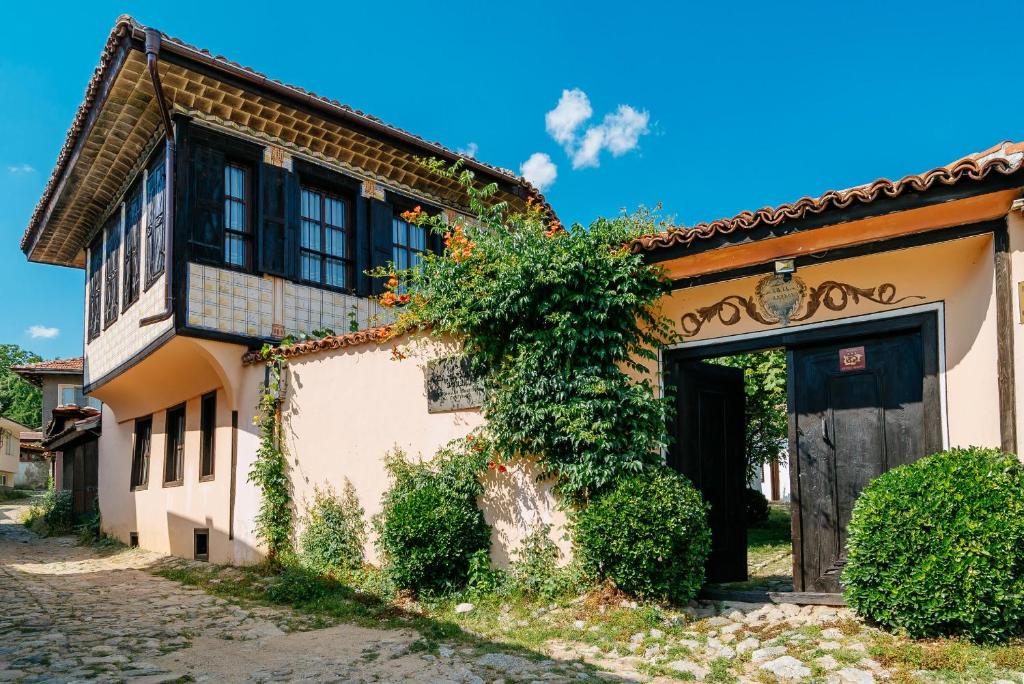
[369,199,394,295]
[189,143,225,264]
[258,163,298,278]
[354,197,370,296]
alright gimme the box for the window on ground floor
[194,528,209,562]
[199,392,216,480]
[163,405,185,486]
[130,416,152,490]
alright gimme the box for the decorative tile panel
[186,264,273,338]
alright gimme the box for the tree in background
[714,349,787,480]
[0,344,43,428]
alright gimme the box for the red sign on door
[839,346,866,372]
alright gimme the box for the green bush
[298,481,366,574]
[843,447,1024,642]
[266,562,341,604]
[374,446,491,595]
[25,481,75,536]
[574,468,711,603]
[745,487,771,526]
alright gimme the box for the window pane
[301,188,321,221]
[410,225,427,251]
[326,258,346,288]
[301,253,321,282]
[394,248,409,271]
[301,219,320,251]
[411,251,423,270]
[225,234,246,267]
[326,227,346,258]
[393,218,408,247]
[326,197,345,228]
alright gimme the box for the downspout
[140,28,176,327]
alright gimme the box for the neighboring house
[10,357,102,504]
[17,432,49,489]
[20,17,551,564]
[0,417,31,488]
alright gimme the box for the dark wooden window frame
[87,236,103,342]
[163,403,186,487]
[299,183,355,293]
[122,181,143,312]
[129,532,139,548]
[199,391,216,482]
[223,160,254,271]
[130,415,152,491]
[144,149,167,291]
[102,211,122,330]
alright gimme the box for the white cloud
[571,104,650,169]
[7,164,34,175]
[26,325,59,339]
[457,142,479,158]
[545,88,592,148]
[520,152,558,191]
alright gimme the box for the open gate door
[667,360,747,583]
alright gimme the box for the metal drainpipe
[140,28,176,327]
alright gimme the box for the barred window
[103,213,120,329]
[122,183,142,310]
[300,187,352,289]
[145,152,166,287]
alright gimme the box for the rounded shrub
[374,448,491,595]
[843,447,1024,642]
[744,487,770,526]
[574,468,711,604]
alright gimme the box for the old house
[0,417,31,488]
[20,16,555,564]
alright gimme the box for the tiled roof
[630,141,1024,254]
[21,16,555,257]
[9,357,84,387]
[241,326,396,365]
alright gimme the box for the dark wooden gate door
[82,440,98,515]
[790,326,941,592]
[669,361,747,583]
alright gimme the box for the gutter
[139,28,176,327]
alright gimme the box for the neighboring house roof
[21,15,555,266]
[629,141,1024,254]
[41,406,101,451]
[19,433,45,456]
[0,416,32,434]
[9,357,85,388]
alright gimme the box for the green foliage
[744,487,770,526]
[248,351,293,560]
[466,548,506,595]
[374,444,491,595]
[712,349,787,479]
[76,501,101,544]
[25,479,75,536]
[0,344,43,428]
[509,524,568,598]
[384,163,675,498]
[266,561,341,604]
[573,467,711,603]
[843,447,1024,642]
[298,481,367,574]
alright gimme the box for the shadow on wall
[478,459,572,568]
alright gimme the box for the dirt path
[0,503,599,683]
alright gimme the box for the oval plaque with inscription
[755,274,806,325]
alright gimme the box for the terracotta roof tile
[11,357,84,373]
[241,326,397,365]
[630,141,1024,254]
[22,16,555,256]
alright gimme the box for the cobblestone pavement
[0,503,598,683]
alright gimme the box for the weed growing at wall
[250,348,293,561]
[299,481,366,574]
[381,161,676,499]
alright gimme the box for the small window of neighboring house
[199,392,216,481]
[0,475,7,487]
[392,214,428,292]
[130,416,152,490]
[163,405,186,486]
[300,187,353,290]
[224,163,252,269]
[59,386,102,411]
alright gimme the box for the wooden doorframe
[662,303,946,592]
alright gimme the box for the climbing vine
[249,345,293,561]
[379,160,676,499]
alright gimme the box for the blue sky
[3,1,1024,359]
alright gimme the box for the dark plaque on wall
[426,356,484,413]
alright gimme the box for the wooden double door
[668,313,942,593]
[62,440,99,516]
